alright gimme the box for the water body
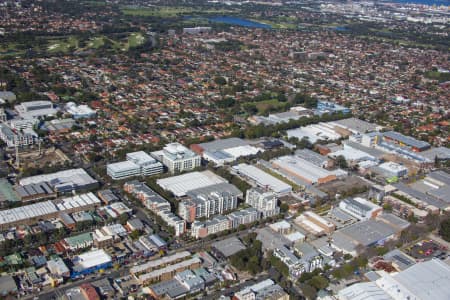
[208,16,272,29]
[386,0,449,5]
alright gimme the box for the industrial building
[233,164,292,195]
[19,168,98,194]
[151,143,201,173]
[107,151,163,180]
[316,100,351,115]
[338,219,398,247]
[136,257,202,285]
[382,131,430,152]
[337,259,450,300]
[295,211,336,236]
[378,162,408,178]
[272,155,339,185]
[71,249,112,279]
[65,102,96,119]
[339,197,382,220]
[0,192,101,230]
[191,137,262,166]
[156,170,227,197]
[179,183,242,222]
[286,122,343,144]
[329,117,380,134]
[14,100,58,119]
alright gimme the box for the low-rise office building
[107,151,163,180]
[339,197,383,220]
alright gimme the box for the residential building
[0,123,38,147]
[245,187,280,218]
[151,143,201,173]
[227,207,259,228]
[191,215,230,239]
[179,183,241,222]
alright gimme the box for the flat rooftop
[157,171,227,197]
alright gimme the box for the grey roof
[212,236,246,257]
[257,227,292,251]
[295,149,328,167]
[377,213,410,230]
[150,279,188,298]
[427,170,450,186]
[421,147,450,160]
[198,137,249,152]
[427,186,450,203]
[339,219,396,247]
[338,282,391,300]
[0,275,17,295]
[382,249,415,271]
[394,183,449,209]
[0,91,16,101]
[333,117,378,133]
[343,141,386,159]
[187,182,243,199]
[394,259,450,300]
[383,131,430,149]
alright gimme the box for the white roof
[66,104,95,116]
[75,249,112,269]
[273,155,335,183]
[126,151,158,165]
[233,164,292,194]
[285,232,305,242]
[338,282,391,300]
[107,161,140,173]
[390,259,450,300]
[269,220,291,231]
[157,170,227,197]
[223,145,261,159]
[0,200,58,225]
[19,168,97,186]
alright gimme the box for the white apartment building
[245,187,280,217]
[151,143,201,173]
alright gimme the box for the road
[25,225,255,299]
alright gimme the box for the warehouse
[272,155,338,185]
[377,162,408,178]
[233,164,292,195]
[339,219,397,247]
[157,170,227,197]
[0,192,101,230]
[191,138,262,166]
[382,131,430,152]
[71,249,112,278]
[19,168,98,193]
[287,123,343,143]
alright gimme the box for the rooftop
[157,170,227,197]
[212,237,246,257]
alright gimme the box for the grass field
[254,99,289,115]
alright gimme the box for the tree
[300,284,317,300]
[309,275,329,290]
[214,76,227,86]
[129,230,141,241]
[335,155,348,169]
[439,218,450,242]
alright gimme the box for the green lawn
[127,33,146,49]
[254,99,289,114]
